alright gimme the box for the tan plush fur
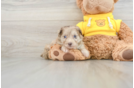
[83,35,118,60]
[118,22,133,43]
[78,0,116,15]
[112,41,133,61]
[75,0,133,61]
[41,26,90,60]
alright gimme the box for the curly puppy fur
[58,26,89,57]
[41,26,89,59]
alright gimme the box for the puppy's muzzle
[68,43,72,47]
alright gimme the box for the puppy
[41,26,89,59]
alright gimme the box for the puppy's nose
[68,43,72,46]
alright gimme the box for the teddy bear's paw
[122,49,133,60]
[63,53,75,61]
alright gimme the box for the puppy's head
[58,26,83,49]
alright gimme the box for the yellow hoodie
[76,13,122,36]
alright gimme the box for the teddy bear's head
[76,0,118,15]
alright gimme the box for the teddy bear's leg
[112,22,133,61]
[112,41,133,61]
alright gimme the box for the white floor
[2,58,133,88]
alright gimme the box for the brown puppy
[42,26,89,59]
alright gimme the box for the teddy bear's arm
[118,22,133,43]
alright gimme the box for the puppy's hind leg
[41,44,51,59]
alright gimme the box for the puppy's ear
[58,26,69,37]
[76,0,83,9]
[58,27,63,37]
[114,0,119,3]
[76,26,82,36]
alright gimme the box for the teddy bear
[41,0,133,61]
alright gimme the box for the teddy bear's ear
[114,0,119,3]
[76,0,83,8]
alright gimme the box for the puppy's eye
[64,36,67,38]
[74,35,77,38]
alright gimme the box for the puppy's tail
[41,44,51,59]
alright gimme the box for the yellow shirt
[76,13,122,36]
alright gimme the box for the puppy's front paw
[81,49,89,57]
[61,46,69,53]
